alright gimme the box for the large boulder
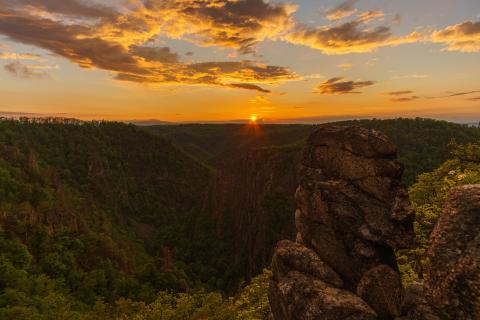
[270,126,415,320]
[424,185,480,319]
[269,270,377,320]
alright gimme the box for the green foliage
[148,118,480,186]
[2,118,480,318]
[0,119,227,316]
[80,269,272,320]
[397,141,480,286]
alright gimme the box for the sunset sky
[0,0,479,123]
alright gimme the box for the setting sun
[250,115,257,122]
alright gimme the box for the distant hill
[145,118,480,280]
[146,118,480,185]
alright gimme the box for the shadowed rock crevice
[269,125,415,320]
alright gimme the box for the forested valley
[0,118,479,319]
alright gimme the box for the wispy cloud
[447,90,480,97]
[357,11,384,23]
[229,83,271,93]
[325,0,358,21]
[0,52,42,60]
[4,61,47,79]
[392,74,429,80]
[384,91,420,102]
[336,63,353,70]
[314,77,375,95]
[384,90,414,96]
[392,14,401,25]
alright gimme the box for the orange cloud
[285,19,423,55]
[0,6,297,91]
[0,52,41,60]
[357,10,384,23]
[142,0,297,54]
[325,0,357,21]
[432,20,480,52]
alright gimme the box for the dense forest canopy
[146,118,480,185]
[0,117,479,319]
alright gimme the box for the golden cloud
[357,10,384,23]
[4,0,118,18]
[0,6,297,91]
[0,0,441,92]
[0,52,41,60]
[432,20,480,52]
[141,0,297,54]
[285,20,423,55]
[325,0,357,21]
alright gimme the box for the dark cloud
[129,46,179,63]
[385,90,414,96]
[384,90,419,102]
[229,83,271,93]
[448,90,480,97]
[145,0,296,54]
[2,0,117,19]
[0,11,145,74]
[390,96,420,102]
[4,61,47,78]
[314,77,375,94]
[325,0,357,21]
[468,96,480,101]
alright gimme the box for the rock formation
[424,185,480,319]
[269,125,415,320]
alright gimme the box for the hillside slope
[0,119,221,317]
[153,119,480,280]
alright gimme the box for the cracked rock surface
[269,125,415,320]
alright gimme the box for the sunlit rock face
[269,125,415,320]
[424,185,480,319]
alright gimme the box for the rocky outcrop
[424,185,480,319]
[270,125,415,320]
